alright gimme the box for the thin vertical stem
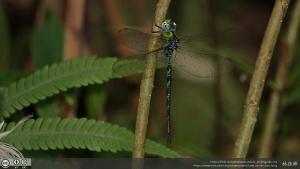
[62,0,86,118]
[63,0,86,59]
[233,0,290,158]
[206,0,226,155]
[258,0,300,158]
[132,0,171,158]
[103,0,130,58]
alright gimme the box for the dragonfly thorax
[162,31,175,40]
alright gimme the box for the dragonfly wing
[128,49,167,68]
[179,27,243,44]
[173,45,231,79]
[112,49,167,77]
[118,27,164,54]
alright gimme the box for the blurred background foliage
[0,0,299,158]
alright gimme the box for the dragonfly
[118,19,233,143]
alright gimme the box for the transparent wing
[118,27,164,54]
[173,44,232,80]
[177,27,245,61]
[179,27,242,44]
[112,47,167,76]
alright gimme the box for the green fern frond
[112,59,145,78]
[1,57,116,117]
[1,57,149,118]
[1,118,180,157]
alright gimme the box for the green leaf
[36,97,61,118]
[1,57,116,118]
[32,8,64,69]
[1,57,150,118]
[112,59,145,78]
[85,86,106,119]
[2,118,180,157]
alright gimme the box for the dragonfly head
[162,19,177,32]
[161,19,177,40]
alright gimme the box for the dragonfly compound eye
[162,20,177,32]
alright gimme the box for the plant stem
[258,0,300,158]
[63,0,86,59]
[132,0,171,158]
[206,0,226,155]
[62,0,86,118]
[103,0,131,58]
[232,0,290,158]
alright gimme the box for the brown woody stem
[233,0,290,158]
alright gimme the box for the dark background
[0,0,299,158]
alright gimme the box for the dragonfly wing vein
[118,27,164,54]
[173,46,219,79]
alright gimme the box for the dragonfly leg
[152,30,161,34]
[155,24,163,29]
[152,24,164,34]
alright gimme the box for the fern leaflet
[1,118,180,157]
[1,57,116,117]
[1,57,149,118]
